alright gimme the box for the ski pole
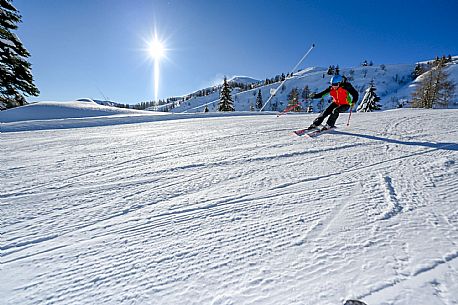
[346,105,353,126]
[277,102,300,117]
[260,43,315,112]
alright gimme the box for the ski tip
[343,300,367,305]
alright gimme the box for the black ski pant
[313,103,350,127]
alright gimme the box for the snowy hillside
[172,58,458,113]
[1,108,457,305]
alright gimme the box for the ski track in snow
[1,109,457,305]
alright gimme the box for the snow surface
[1,104,457,305]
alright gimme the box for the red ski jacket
[314,82,359,106]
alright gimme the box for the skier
[307,75,359,130]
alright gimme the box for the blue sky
[14,0,458,104]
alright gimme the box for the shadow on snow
[334,130,458,152]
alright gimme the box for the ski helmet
[330,75,343,85]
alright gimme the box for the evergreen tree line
[327,65,340,75]
[361,60,374,67]
[411,55,453,79]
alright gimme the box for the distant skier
[307,75,359,130]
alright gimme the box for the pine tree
[357,81,381,112]
[218,77,234,111]
[412,63,425,79]
[271,99,278,111]
[335,65,340,75]
[301,85,311,100]
[0,0,39,110]
[302,85,312,112]
[255,89,263,110]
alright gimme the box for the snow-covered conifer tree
[357,82,381,112]
[255,89,263,110]
[218,77,234,111]
[301,85,311,100]
[0,0,39,110]
[412,63,425,79]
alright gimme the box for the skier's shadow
[333,130,458,151]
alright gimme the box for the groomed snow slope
[1,109,457,305]
[0,100,167,123]
[0,100,275,132]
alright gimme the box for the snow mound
[0,100,165,123]
[228,76,261,85]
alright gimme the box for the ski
[293,127,316,136]
[293,126,336,137]
[305,127,336,138]
[343,300,367,305]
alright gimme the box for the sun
[142,29,170,103]
[148,39,166,60]
[146,36,167,103]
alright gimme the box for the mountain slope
[171,57,458,113]
[1,109,457,305]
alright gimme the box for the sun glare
[148,39,165,60]
[143,29,170,103]
[146,35,167,103]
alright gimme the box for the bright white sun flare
[148,39,165,60]
[147,37,167,102]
